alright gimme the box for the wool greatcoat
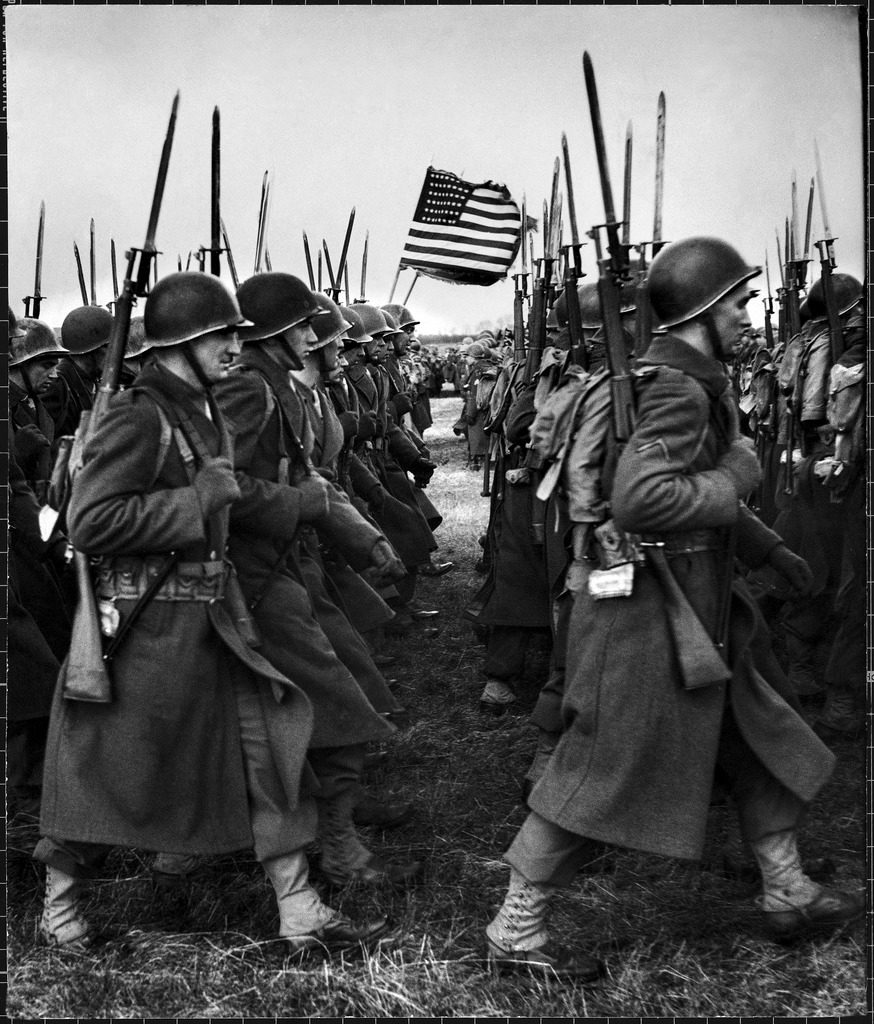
[213,348,398,747]
[528,336,835,860]
[40,363,315,855]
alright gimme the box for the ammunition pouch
[96,557,227,603]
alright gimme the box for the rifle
[333,207,355,303]
[110,239,119,305]
[762,252,775,350]
[24,201,46,317]
[73,241,89,306]
[561,135,587,369]
[813,140,844,366]
[63,91,180,704]
[512,195,529,364]
[636,91,666,358]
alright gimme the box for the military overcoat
[529,337,834,859]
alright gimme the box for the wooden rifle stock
[524,278,547,383]
[512,287,526,364]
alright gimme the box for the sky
[6,5,866,335]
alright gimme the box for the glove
[338,411,359,441]
[296,474,331,523]
[768,543,814,597]
[369,537,406,583]
[392,393,414,417]
[366,483,386,513]
[412,457,436,488]
[356,411,379,441]
[716,437,761,496]
[192,456,241,517]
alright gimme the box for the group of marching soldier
[9,239,459,954]
[10,65,866,979]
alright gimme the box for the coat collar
[637,334,729,399]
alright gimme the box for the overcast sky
[6,5,865,334]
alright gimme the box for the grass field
[6,392,867,1017]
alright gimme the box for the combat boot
[486,868,603,981]
[39,866,92,949]
[752,829,864,941]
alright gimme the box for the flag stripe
[401,253,510,272]
[401,245,512,268]
[405,229,518,254]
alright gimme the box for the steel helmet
[381,303,419,329]
[380,308,404,337]
[647,237,761,328]
[351,303,392,337]
[61,305,114,354]
[10,317,67,366]
[467,341,487,358]
[8,307,25,339]
[235,272,326,343]
[339,305,371,348]
[311,292,354,351]
[144,273,245,348]
[124,317,154,360]
[806,273,863,319]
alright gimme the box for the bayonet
[561,134,584,275]
[775,230,785,289]
[790,172,799,262]
[317,250,323,292]
[110,239,119,300]
[254,170,269,274]
[344,264,350,306]
[210,106,221,276]
[185,250,193,272]
[520,194,528,278]
[73,242,89,306]
[220,218,239,289]
[177,253,183,272]
[89,218,97,305]
[653,92,666,253]
[265,247,272,273]
[813,139,832,239]
[334,207,355,303]
[322,239,336,293]
[803,177,814,259]
[621,120,632,247]
[811,143,844,363]
[139,91,179,282]
[548,157,560,251]
[24,200,46,317]
[358,229,369,301]
[303,232,315,290]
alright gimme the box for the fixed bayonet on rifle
[813,141,844,365]
[254,170,269,274]
[652,92,666,256]
[763,252,775,349]
[24,201,46,317]
[110,239,119,301]
[344,264,350,306]
[560,135,587,369]
[73,242,89,306]
[302,231,315,290]
[322,239,337,294]
[220,218,239,289]
[358,230,369,301]
[333,207,355,303]
[583,51,634,444]
[89,218,97,305]
[621,121,632,247]
[265,247,272,273]
[210,106,222,276]
[63,90,180,705]
[512,194,529,365]
[317,250,323,292]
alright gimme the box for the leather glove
[356,411,379,441]
[392,392,414,417]
[412,457,436,489]
[338,411,359,441]
[366,483,386,513]
[768,543,814,597]
[192,456,241,517]
[716,437,761,496]
[369,537,406,583]
[296,474,331,523]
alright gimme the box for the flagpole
[403,271,420,305]
[387,263,404,302]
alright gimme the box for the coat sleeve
[317,483,385,570]
[214,372,307,542]
[67,392,206,555]
[612,369,740,534]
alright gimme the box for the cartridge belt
[96,557,227,602]
[639,529,721,557]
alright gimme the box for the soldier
[484,237,863,978]
[459,341,499,471]
[9,315,66,502]
[39,304,113,443]
[35,272,388,956]
[381,302,433,435]
[215,272,420,884]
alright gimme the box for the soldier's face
[191,329,241,382]
[24,355,59,390]
[709,284,755,361]
[282,321,317,364]
[393,331,409,356]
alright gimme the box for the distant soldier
[9,315,66,501]
[35,272,388,956]
[39,305,113,443]
[485,237,862,978]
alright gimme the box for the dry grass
[6,392,867,1017]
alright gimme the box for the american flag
[399,167,522,286]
